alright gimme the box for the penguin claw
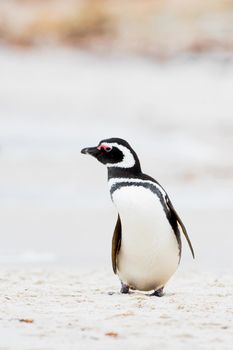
[120,282,130,294]
[149,287,164,297]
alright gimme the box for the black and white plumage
[81,138,194,296]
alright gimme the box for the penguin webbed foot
[149,287,164,297]
[120,282,130,294]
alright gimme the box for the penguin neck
[107,163,142,180]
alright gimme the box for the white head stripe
[102,142,135,168]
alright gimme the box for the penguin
[81,138,194,296]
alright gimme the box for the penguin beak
[81,146,99,156]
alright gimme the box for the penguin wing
[112,215,122,274]
[166,196,195,259]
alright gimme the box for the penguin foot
[120,282,130,294]
[149,287,164,297]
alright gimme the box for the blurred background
[0,0,232,271]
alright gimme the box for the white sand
[0,267,232,350]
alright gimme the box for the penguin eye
[97,144,112,152]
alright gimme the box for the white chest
[111,185,180,291]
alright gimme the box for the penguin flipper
[112,215,122,274]
[166,196,195,259]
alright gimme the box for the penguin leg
[120,281,130,294]
[149,287,164,297]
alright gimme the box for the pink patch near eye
[97,144,112,151]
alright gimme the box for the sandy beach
[0,266,232,350]
[0,49,233,349]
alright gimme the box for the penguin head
[81,137,141,172]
